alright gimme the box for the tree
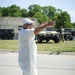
[33,12,50,24]
[20,9,28,17]
[0,7,2,16]
[52,9,63,23]
[10,4,21,17]
[72,22,75,28]
[42,6,56,19]
[28,4,41,17]
[56,11,73,30]
[0,4,74,27]
[2,7,11,16]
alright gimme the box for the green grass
[0,40,75,52]
[0,40,18,51]
[37,41,75,52]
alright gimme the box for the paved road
[0,53,75,75]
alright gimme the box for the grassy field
[0,40,75,52]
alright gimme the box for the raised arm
[34,21,55,35]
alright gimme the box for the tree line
[0,4,75,29]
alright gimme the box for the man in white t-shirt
[18,18,55,75]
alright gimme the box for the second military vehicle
[64,28,75,41]
[0,29,14,40]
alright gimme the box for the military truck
[36,27,60,43]
[64,28,75,41]
[0,29,14,40]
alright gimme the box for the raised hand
[47,20,56,27]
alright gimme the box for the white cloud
[68,11,75,22]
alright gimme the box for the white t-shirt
[18,28,37,75]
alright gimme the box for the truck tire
[70,38,73,40]
[65,35,70,41]
[54,37,60,43]
[37,36,42,43]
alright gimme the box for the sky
[0,0,75,22]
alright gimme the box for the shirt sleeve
[25,29,35,39]
[20,29,35,40]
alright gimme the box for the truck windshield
[45,27,54,31]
